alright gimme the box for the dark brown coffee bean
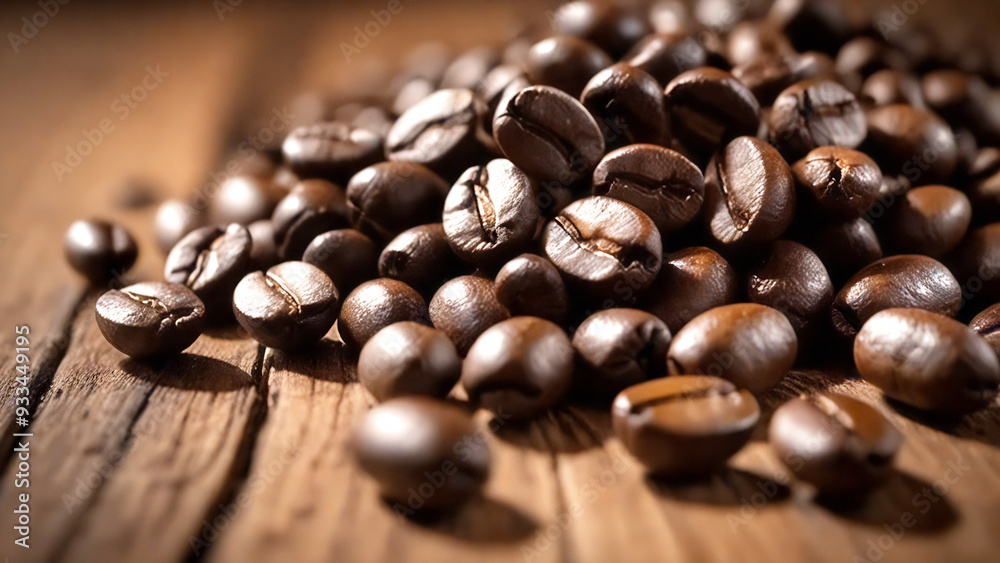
[769,79,866,160]
[155,199,202,254]
[732,50,834,107]
[428,276,510,356]
[525,36,612,99]
[612,375,759,476]
[861,69,924,108]
[64,219,138,286]
[792,146,882,219]
[346,162,449,242]
[883,185,971,257]
[96,281,205,358]
[543,196,662,303]
[970,303,1000,359]
[461,316,574,420]
[864,104,958,185]
[385,88,483,176]
[494,254,570,325]
[573,308,671,397]
[748,241,834,342]
[950,223,1000,306]
[668,303,797,393]
[302,229,379,294]
[663,67,761,157]
[247,219,278,271]
[642,246,739,334]
[164,224,252,316]
[623,32,707,86]
[474,65,529,145]
[855,308,1000,414]
[282,122,383,184]
[704,136,796,250]
[593,144,704,235]
[208,175,282,227]
[832,255,961,339]
[358,322,461,402]
[352,397,490,510]
[768,0,850,55]
[770,394,902,496]
[551,0,648,58]
[338,279,430,351]
[379,224,465,297]
[581,63,668,150]
[271,179,349,261]
[810,217,883,284]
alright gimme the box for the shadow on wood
[119,352,254,391]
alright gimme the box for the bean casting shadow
[119,353,252,392]
[386,496,538,543]
[885,396,1000,450]
[820,469,959,534]
[490,407,609,453]
[267,338,358,385]
[749,369,846,441]
[645,467,792,508]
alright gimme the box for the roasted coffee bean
[543,196,662,303]
[232,261,339,350]
[429,275,510,356]
[461,316,574,420]
[726,20,794,67]
[352,397,490,510]
[883,185,971,257]
[855,308,1000,414]
[385,88,483,176]
[834,37,904,80]
[358,322,461,402]
[271,180,349,261]
[770,394,902,496]
[494,254,569,325]
[95,281,205,358]
[864,104,958,184]
[525,36,612,99]
[573,309,671,397]
[338,278,430,351]
[551,0,648,58]
[474,65,529,144]
[792,146,882,219]
[748,241,834,342]
[623,32,707,86]
[663,67,761,156]
[164,224,252,316]
[667,303,797,393]
[302,229,379,294]
[970,303,1000,359]
[64,219,138,286]
[208,175,282,226]
[391,75,436,117]
[769,79,866,160]
[950,223,1000,305]
[592,144,704,235]
[611,375,759,476]
[768,0,850,55]
[155,199,202,254]
[247,219,278,270]
[346,162,449,242]
[379,224,465,296]
[440,46,499,90]
[704,136,795,250]
[282,122,383,184]
[642,246,739,333]
[832,255,961,339]
[581,63,668,150]
[921,70,1000,147]
[861,69,924,108]
[443,159,538,268]
[732,51,833,107]
[810,217,883,284]
[493,85,605,184]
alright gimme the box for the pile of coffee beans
[66,0,1000,512]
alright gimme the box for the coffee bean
[769,394,902,496]
[64,219,138,286]
[164,224,252,317]
[543,196,662,303]
[494,254,569,325]
[493,85,605,184]
[642,246,739,334]
[232,261,339,350]
[302,228,379,294]
[525,36,612,99]
[358,322,461,402]
[731,51,833,107]
[855,308,1000,414]
[379,224,465,297]
[883,185,971,257]
[338,278,429,351]
[282,122,383,184]
[352,397,490,510]
[95,281,205,358]
[792,146,882,219]
[271,180,349,261]
[768,0,850,55]
[832,255,961,339]
[950,223,1000,306]
[704,136,796,250]
[440,46,499,90]
[385,88,483,176]
[864,104,958,184]
[748,241,834,342]
[581,63,668,150]
[611,375,759,475]
[474,65,529,145]
[861,69,925,108]
[667,303,797,393]
[663,67,761,156]
[970,303,1000,359]
[623,32,707,86]
[247,219,278,270]
[726,20,794,67]
[809,217,883,285]
[346,162,449,242]
[551,0,648,59]
[208,175,282,227]
[428,276,510,356]
[573,308,671,397]
[592,144,704,235]
[443,159,538,268]
[769,79,865,160]
[390,75,436,117]
[155,199,202,254]
[461,316,574,421]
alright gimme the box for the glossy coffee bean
[731,51,834,107]
[725,20,794,67]
[155,199,202,254]
[271,180,349,261]
[232,261,339,350]
[282,122,383,184]
[861,69,924,108]
[429,276,510,356]
[810,217,883,284]
[573,309,671,397]
[474,65,529,145]
[525,36,612,99]
[832,255,961,339]
[770,394,902,496]
[358,322,461,402]
[950,223,1000,306]
[581,63,668,149]
[385,88,483,176]
[623,32,707,86]
[748,241,834,342]
[663,67,761,156]
[551,0,648,58]
[64,219,138,286]
[208,175,282,227]
[302,228,379,294]
[970,303,1000,359]
[461,317,574,421]
[95,281,205,358]
[494,254,569,325]
[667,304,797,393]
[493,85,605,184]
[792,146,882,219]
[592,144,704,235]
[612,376,759,476]
[855,308,1000,414]
[164,224,252,316]
[864,104,958,184]
[642,246,739,334]
[352,397,490,510]
[769,79,865,160]
[543,196,662,303]
[247,219,278,270]
[379,224,465,297]
[704,136,795,250]
[346,162,449,242]
[338,279,430,351]
[443,159,538,269]
[883,186,971,257]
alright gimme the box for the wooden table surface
[1,1,999,562]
